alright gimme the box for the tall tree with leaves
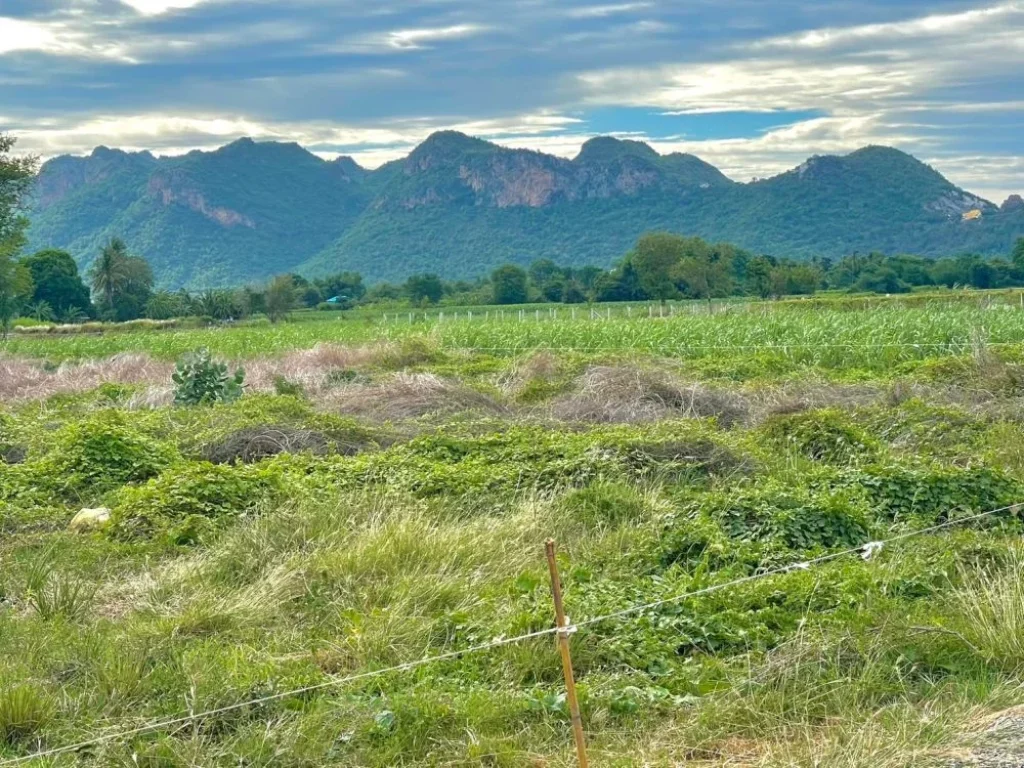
[264,274,297,323]
[1013,237,1024,271]
[21,249,92,317]
[88,238,131,313]
[0,134,38,338]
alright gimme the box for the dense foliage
[24,134,1024,288]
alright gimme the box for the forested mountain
[26,133,1023,288]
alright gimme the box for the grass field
[3,295,1024,766]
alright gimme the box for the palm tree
[60,306,88,325]
[88,238,130,311]
[28,300,54,322]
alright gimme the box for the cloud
[119,0,208,16]
[0,0,1020,205]
[752,1,1024,51]
[351,23,491,52]
[564,3,654,19]
[0,15,135,60]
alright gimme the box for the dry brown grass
[551,365,749,426]
[319,372,507,421]
[497,351,563,397]
[200,426,336,464]
[243,343,392,394]
[0,353,173,402]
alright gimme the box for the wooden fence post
[545,540,589,768]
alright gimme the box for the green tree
[146,291,192,320]
[1012,237,1024,270]
[21,249,92,317]
[27,300,54,322]
[528,258,561,288]
[404,273,444,305]
[745,256,774,298]
[0,255,33,338]
[0,134,37,338]
[491,265,529,305]
[111,255,155,321]
[673,249,734,300]
[89,238,131,313]
[265,274,297,322]
[631,232,684,301]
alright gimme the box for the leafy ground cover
[3,299,1024,766]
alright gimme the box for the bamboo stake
[545,540,589,768]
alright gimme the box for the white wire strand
[1,501,1019,765]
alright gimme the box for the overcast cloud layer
[1,0,1021,201]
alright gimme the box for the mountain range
[26,131,1024,288]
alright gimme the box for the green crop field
[3,294,1024,766]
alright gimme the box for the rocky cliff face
[1003,194,1024,212]
[146,171,255,228]
[386,132,728,210]
[32,147,154,210]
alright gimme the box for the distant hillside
[26,133,1023,287]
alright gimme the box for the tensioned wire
[1,501,1019,765]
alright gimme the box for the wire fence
[2,501,1020,766]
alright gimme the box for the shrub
[683,484,872,554]
[173,348,245,406]
[40,412,176,496]
[760,410,877,464]
[848,464,1021,523]
[557,481,650,527]
[109,462,283,542]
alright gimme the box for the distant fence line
[378,292,1024,327]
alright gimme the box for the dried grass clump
[0,353,172,402]
[497,351,562,396]
[751,382,886,422]
[552,365,748,426]
[201,426,341,464]
[244,343,389,395]
[322,373,506,421]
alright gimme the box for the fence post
[545,540,589,768]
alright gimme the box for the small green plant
[173,348,245,406]
[0,685,52,746]
[272,375,305,398]
[23,558,96,621]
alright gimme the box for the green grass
[3,297,1024,765]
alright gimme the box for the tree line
[3,134,1024,335]
[375,233,1024,307]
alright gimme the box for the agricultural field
[4,295,1024,766]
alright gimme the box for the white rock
[69,507,111,532]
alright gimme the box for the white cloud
[383,24,489,50]
[565,3,654,19]
[0,15,134,61]
[119,0,208,15]
[753,1,1024,51]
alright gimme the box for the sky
[0,0,1021,202]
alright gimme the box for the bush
[109,462,283,542]
[682,484,872,554]
[557,481,650,527]
[848,464,1021,523]
[173,348,245,406]
[761,410,877,464]
[39,412,176,496]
